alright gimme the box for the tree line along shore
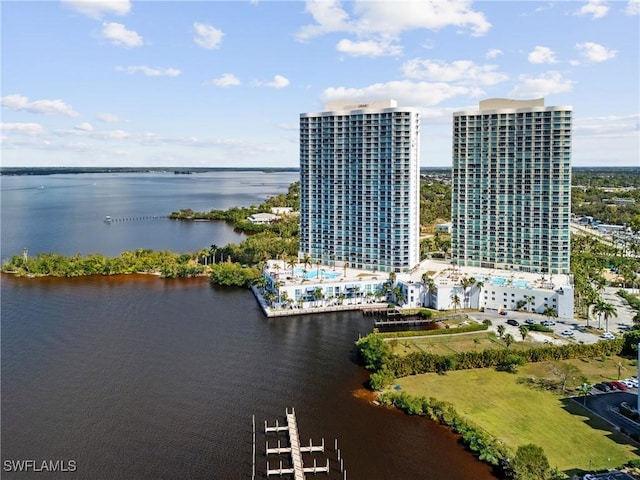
[2,171,639,294]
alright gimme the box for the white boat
[104,216,112,222]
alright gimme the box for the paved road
[581,391,640,438]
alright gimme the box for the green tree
[313,287,324,307]
[509,444,553,480]
[542,306,558,324]
[518,325,529,342]
[525,295,535,312]
[548,361,581,392]
[593,300,617,332]
[451,293,461,312]
[497,324,506,338]
[503,333,514,348]
[355,329,392,371]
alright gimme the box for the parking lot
[473,287,637,345]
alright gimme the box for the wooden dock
[261,408,346,479]
[374,316,433,327]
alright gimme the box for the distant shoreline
[0,167,300,176]
[2,166,637,176]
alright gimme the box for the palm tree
[450,293,461,313]
[302,253,312,272]
[525,295,535,312]
[287,256,297,276]
[253,276,267,291]
[519,325,529,342]
[313,287,324,307]
[209,244,219,264]
[497,324,506,338]
[594,301,617,333]
[281,291,291,309]
[504,333,514,348]
[353,285,361,303]
[542,306,558,324]
[459,276,475,309]
[263,290,276,306]
[343,261,349,277]
[422,273,436,307]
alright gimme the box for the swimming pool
[487,277,528,288]
[293,267,342,280]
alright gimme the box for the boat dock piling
[260,408,347,479]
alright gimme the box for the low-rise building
[247,212,279,224]
[258,257,574,319]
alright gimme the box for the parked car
[593,383,611,392]
[506,319,520,327]
[600,332,615,340]
[541,320,556,327]
[525,319,535,325]
[561,329,574,336]
[610,381,628,390]
[622,378,638,388]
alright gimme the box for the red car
[610,381,628,390]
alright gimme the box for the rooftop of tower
[323,99,397,111]
[454,97,572,116]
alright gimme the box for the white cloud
[255,75,290,88]
[336,38,402,57]
[574,113,640,138]
[297,0,491,40]
[509,71,575,99]
[97,112,122,123]
[323,80,483,108]
[575,42,617,63]
[193,22,224,49]
[528,46,558,64]
[626,0,640,15]
[485,48,503,59]
[575,0,609,19]
[115,65,181,77]
[1,94,80,117]
[0,122,45,136]
[402,59,508,86]
[61,0,131,19]
[211,73,241,87]
[74,122,94,132]
[101,22,143,47]
[296,0,352,41]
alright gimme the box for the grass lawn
[395,360,639,474]
[389,330,550,356]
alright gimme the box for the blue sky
[1,0,638,168]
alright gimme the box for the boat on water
[104,216,112,223]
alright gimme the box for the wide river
[1,171,500,479]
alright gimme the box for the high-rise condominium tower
[451,98,572,274]
[299,99,420,272]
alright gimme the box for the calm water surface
[1,172,500,480]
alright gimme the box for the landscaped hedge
[386,339,624,377]
[357,331,625,378]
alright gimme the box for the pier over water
[258,408,347,479]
